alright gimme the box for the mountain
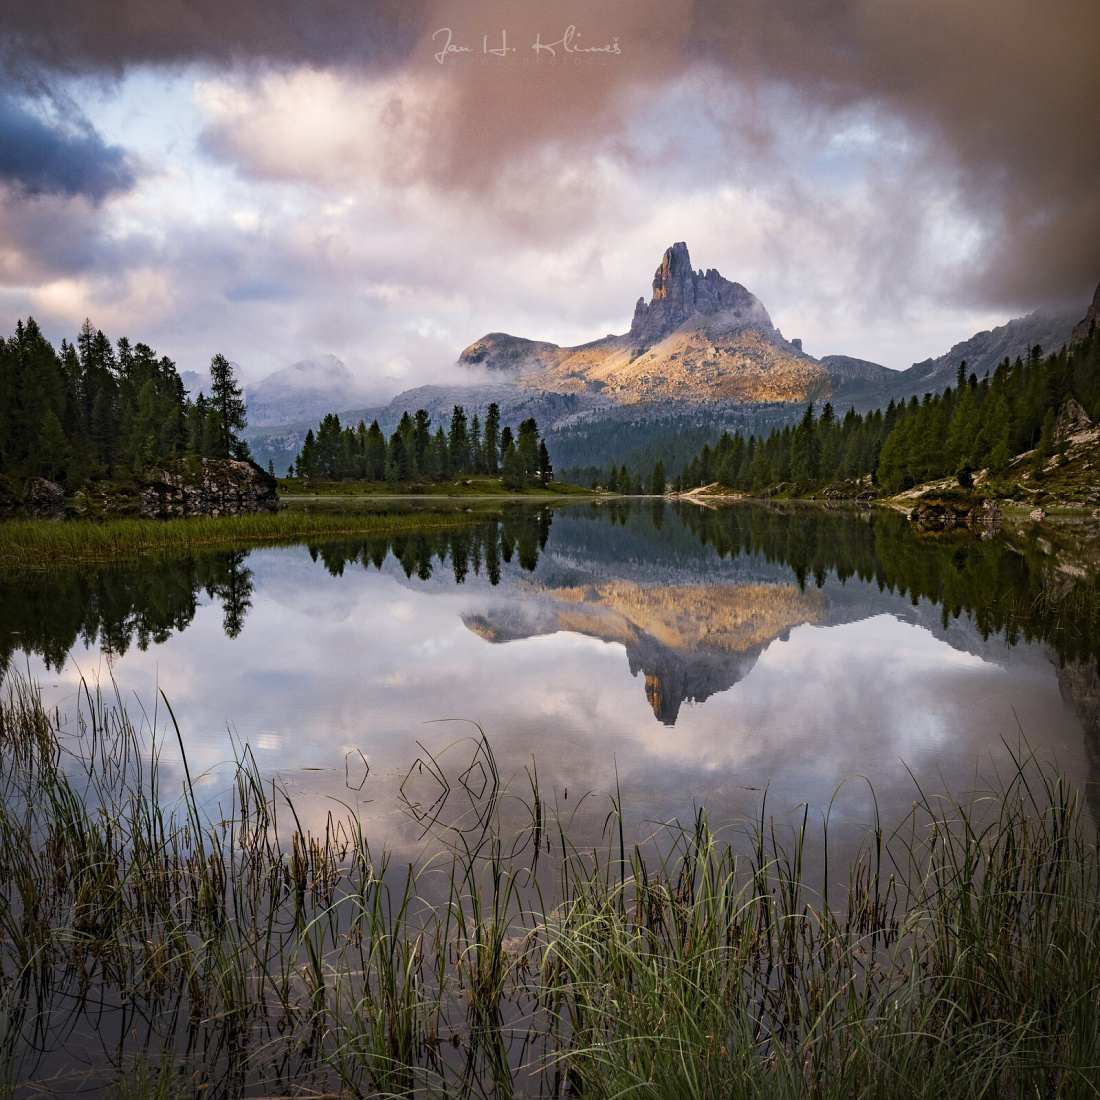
[1073,280,1100,344]
[241,248,1091,473]
[180,369,207,397]
[244,355,371,427]
[460,242,831,405]
[465,577,824,724]
[817,355,894,385]
[885,306,1081,398]
[460,243,1085,415]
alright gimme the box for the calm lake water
[6,500,1099,865]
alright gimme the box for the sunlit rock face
[457,333,567,377]
[464,579,825,724]
[458,242,830,406]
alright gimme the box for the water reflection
[0,508,553,674]
[4,501,1099,828]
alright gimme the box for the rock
[23,477,65,519]
[1053,397,1093,441]
[1030,507,1046,520]
[909,496,1001,539]
[970,499,1003,540]
[458,333,566,376]
[627,242,781,351]
[140,458,278,518]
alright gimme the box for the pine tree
[649,459,666,496]
[538,439,552,485]
[483,403,501,474]
[449,406,470,473]
[208,354,248,459]
[31,408,71,481]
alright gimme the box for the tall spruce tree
[209,354,248,459]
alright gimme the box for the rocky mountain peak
[628,242,776,350]
[1072,280,1100,344]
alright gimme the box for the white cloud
[0,58,1049,392]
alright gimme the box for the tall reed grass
[0,675,1096,1097]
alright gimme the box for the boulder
[140,458,278,518]
[23,477,65,518]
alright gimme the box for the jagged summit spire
[628,242,773,349]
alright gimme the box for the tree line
[661,328,1099,495]
[292,404,554,489]
[0,317,249,485]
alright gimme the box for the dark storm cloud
[0,0,1095,311]
[0,0,421,73]
[684,0,1100,307]
[0,92,134,200]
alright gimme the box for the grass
[0,675,1098,1097]
[0,509,486,569]
[276,474,596,498]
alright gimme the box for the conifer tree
[208,354,248,459]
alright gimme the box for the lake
[5,499,1098,867]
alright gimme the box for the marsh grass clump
[0,676,1098,1097]
[541,766,1100,1099]
[0,509,480,569]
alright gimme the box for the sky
[0,0,1097,395]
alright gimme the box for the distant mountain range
[237,243,1094,471]
[182,356,374,427]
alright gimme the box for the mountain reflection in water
[4,500,1100,823]
[467,579,825,724]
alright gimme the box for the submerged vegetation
[0,676,1098,1097]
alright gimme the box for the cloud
[0,0,1094,385]
[0,91,135,200]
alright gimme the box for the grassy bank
[0,677,1097,1097]
[0,508,490,569]
[276,474,596,498]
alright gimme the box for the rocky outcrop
[458,333,567,376]
[1054,397,1093,441]
[456,242,824,407]
[140,458,278,518]
[627,242,781,351]
[23,477,65,518]
[1071,280,1100,344]
[909,496,1002,540]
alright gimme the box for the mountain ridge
[240,250,1092,471]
